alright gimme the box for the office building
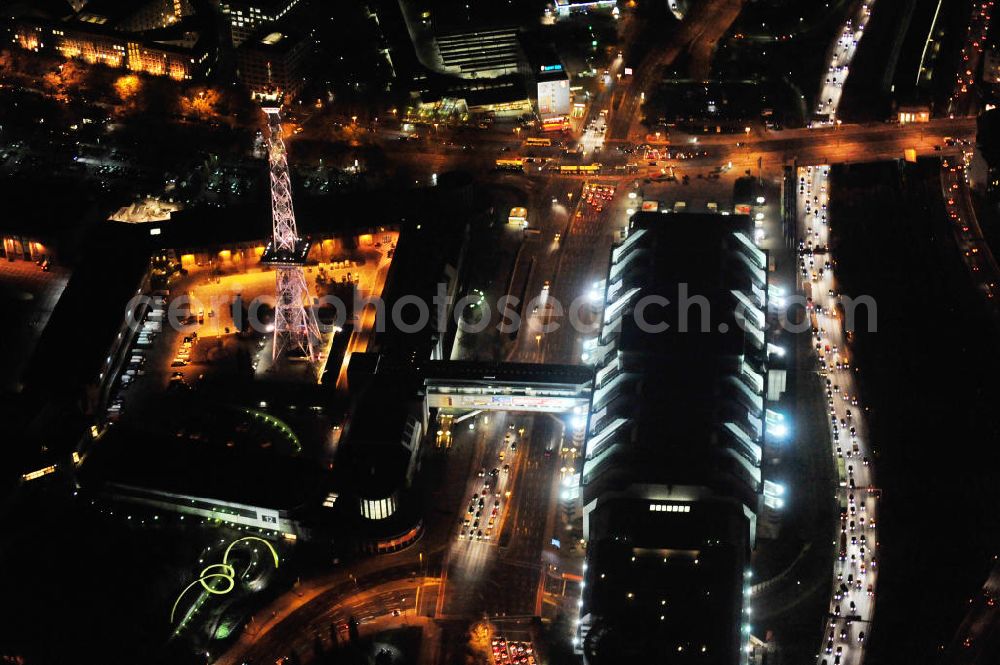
[214,0,303,47]
[13,0,209,80]
[236,24,310,99]
[535,64,570,118]
[432,27,525,79]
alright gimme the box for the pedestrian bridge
[423,360,593,413]
[347,353,593,414]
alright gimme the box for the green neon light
[170,537,280,624]
[199,564,236,594]
[239,407,302,453]
[224,536,280,569]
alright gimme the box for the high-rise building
[577,212,769,664]
[236,25,310,99]
[214,0,303,47]
[535,65,570,117]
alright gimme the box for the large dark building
[577,212,769,664]
[236,21,310,99]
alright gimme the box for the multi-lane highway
[949,0,995,117]
[798,165,880,665]
[438,412,562,619]
[800,5,884,659]
[815,0,876,123]
[943,158,1000,303]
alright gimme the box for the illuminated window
[361,496,396,520]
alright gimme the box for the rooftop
[80,425,331,511]
[581,496,747,665]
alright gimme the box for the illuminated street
[798,164,880,665]
[439,411,564,619]
[814,0,876,123]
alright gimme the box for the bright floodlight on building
[765,409,788,438]
[767,422,789,438]
[763,479,785,497]
[763,494,785,509]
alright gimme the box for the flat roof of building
[588,211,764,501]
[81,425,331,511]
[582,495,747,664]
[239,16,309,55]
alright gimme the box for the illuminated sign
[427,393,585,412]
[558,164,602,174]
[540,64,563,72]
[541,115,570,131]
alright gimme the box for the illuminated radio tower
[260,99,320,362]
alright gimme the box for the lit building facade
[897,105,931,124]
[15,18,208,80]
[535,64,571,118]
[553,0,619,18]
[99,0,195,32]
[214,0,303,47]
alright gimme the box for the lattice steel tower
[261,102,320,362]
